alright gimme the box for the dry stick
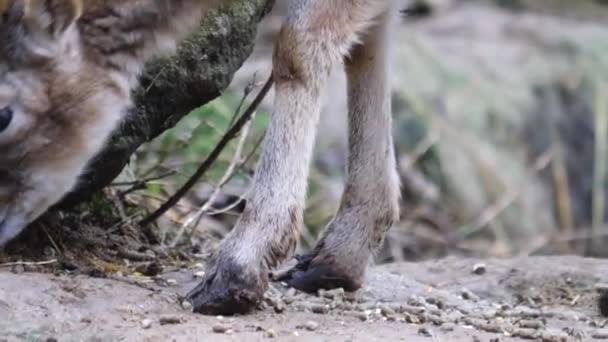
[545,87,574,254]
[109,170,177,188]
[592,81,608,254]
[140,76,273,226]
[206,188,251,216]
[229,73,259,128]
[170,115,255,247]
[0,259,58,268]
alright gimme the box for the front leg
[186,2,345,314]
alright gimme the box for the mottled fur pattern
[0,0,400,315]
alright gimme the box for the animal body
[0,0,400,315]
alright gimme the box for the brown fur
[0,0,400,315]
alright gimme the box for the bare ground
[1,256,606,341]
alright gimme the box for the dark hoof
[274,254,362,293]
[185,260,267,315]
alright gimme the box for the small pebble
[302,321,319,331]
[310,303,329,314]
[135,261,162,276]
[285,288,297,297]
[347,310,368,321]
[357,302,377,311]
[426,314,444,326]
[212,323,232,334]
[592,329,608,339]
[401,304,425,315]
[267,297,286,313]
[513,328,540,339]
[141,319,153,329]
[283,295,295,305]
[512,307,541,318]
[322,288,345,300]
[407,295,426,307]
[518,319,544,329]
[540,330,568,342]
[181,300,193,311]
[440,323,455,332]
[461,289,479,302]
[11,264,25,274]
[417,327,433,337]
[404,313,420,324]
[476,322,503,333]
[380,304,396,317]
[194,271,206,278]
[472,263,487,275]
[159,316,182,325]
[265,329,277,338]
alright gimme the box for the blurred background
[119,0,608,264]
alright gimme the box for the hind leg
[279,8,400,293]
[185,0,391,315]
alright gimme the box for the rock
[181,300,193,311]
[212,323,233,334]
[301,321,319,331]
[417,327,433,337]
[159,316,183,325]
[10,264,25,274]
[518,319,544,329]
[141,319,153,329]
[460,289,479,302]
[472,263,487,275]
[135,262,162,277]
[265,329,277,338]
[380,304,396,317]
[592,329,608,339]
[309,304,329,314]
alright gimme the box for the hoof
[274,253,363,293]
[185,259,267,315]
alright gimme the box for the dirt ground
[1,255,606,341]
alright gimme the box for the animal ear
[23,0,83,37]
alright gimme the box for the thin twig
[592,81,608,254]
[205,188,251,216]
[229,72,258,128]
[110,173,175,187]
[0,259,58,268]
[170,114,255,247]
[110,170,176,187]
[140,75,273,226]
[545,86,573,253]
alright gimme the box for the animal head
[0,0,128,246]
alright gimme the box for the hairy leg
[185,0,390,315]
[279,7,401,293]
